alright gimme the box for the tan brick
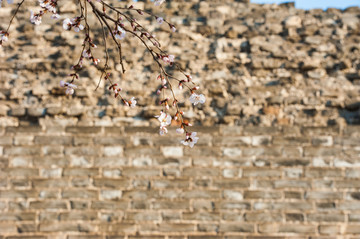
[34,136,72,145]
[40,222,81,232]
[94,136,127,145]
[100,190,122,200]
[0,190,37,199]
[4,146,41,156]
[66,126,102,134]
[125,212,160,221]
[32,179,69,188]
[0,222,17,233]
[93,178,130,188]
[346,225,360,234]
[319,225,341,234]
[183,167,220,177]
[336,180,360,188]
[243,168,282,177]
[153,200,189,209]
[219,223,254,232]
[60,211,98,221]
[0,212,36,221]
[68,236,104,239]
[161,146,183,157]
[307,213,345,222]
[245,212,282,222]
[279,224,316,233]
[62,189,98,199]
[244,190,282,199]
[305,168,343,177]
[0,136,12,145]
[152,179,189,189]
[182,211,220,221]
[6,126,42,134]
[122,190,159,199]
[258,223,279,233]
[17,223,36,232]
[30,201,68,209]
[122,167,161,177]
[305,191,343,200]
[216,201,251,210]
[91,201,128,210]
[65,147,101,156]
[285,213,304,222]
[63,168,99,176]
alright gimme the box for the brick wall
[1,124,360,238]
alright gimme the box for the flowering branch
[0,0,206,147]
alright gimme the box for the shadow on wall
[339,106,360,124]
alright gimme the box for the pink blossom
[181,132,199,148]
[189,93,206,105]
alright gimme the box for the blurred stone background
[0,0,360,238]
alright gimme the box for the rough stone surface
[0,0,360,238]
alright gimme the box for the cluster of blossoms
[30,0,60,25]
[63,17,84,32]
[2,0,207,147]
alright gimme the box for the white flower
[189,93,206,105]
[51,13,60,19]
[115,26,126,40]
[162,54,174,64]
[156,17,164,24]
[159,126,168,136]
[129,97,137,108]
[181,132,199,148]
[155,111,171,127]
[60,81,77,95]
[30,11,42,25]
[65,88,74,95]
[154,0,165,6]
[0,32,8,42]
[82,50,91,58]
[73,24,84,32]
[63,18,72,30]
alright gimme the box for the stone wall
[0,0,360,238]
[1,125,360,239]
[0,0,359,127]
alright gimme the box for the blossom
[73,24,84,32]
[129,97,137,108]
[159,126,168,136]
[63,18,84,32]
[156,17,164,24]
[156,111,171,127]
[181,132,199,148]
[30,11,42,25]
[63,18,72,30]
[60,81,77,95]
[153,0,165,6]
[0,31,9,46]
[82,49,91,58]
[189,93,206,105]
[114,25,126,40]
[162,54,174,65]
